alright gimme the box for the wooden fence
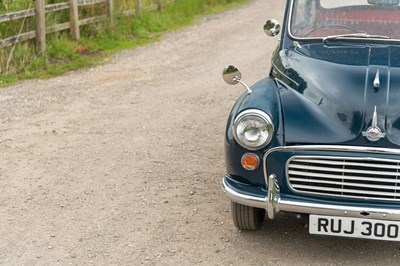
[0,0,165,53]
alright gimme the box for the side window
[292,0,306,28]
[291,0,317,36]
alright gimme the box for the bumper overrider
[222,145,400,221]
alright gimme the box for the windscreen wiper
[323,33,390,42]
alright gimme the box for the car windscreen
[290,0,400,40]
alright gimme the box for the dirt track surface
[1,0,400,265]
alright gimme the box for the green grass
[0,0,246,87]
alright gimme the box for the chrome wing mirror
[264,19,281,37]
[222,65,252,94]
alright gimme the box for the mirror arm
[234,77,253,94]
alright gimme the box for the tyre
[231,201,265,230]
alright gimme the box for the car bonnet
[272,43,400,146]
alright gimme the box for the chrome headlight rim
[233,109,274,151]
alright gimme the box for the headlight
[233,109,274,150]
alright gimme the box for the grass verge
[0,0,246,87]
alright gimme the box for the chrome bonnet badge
[362,106,385,142]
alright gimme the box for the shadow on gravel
[232,213,400,264]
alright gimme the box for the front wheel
[231,201,265,230]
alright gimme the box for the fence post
[35,0,46,54]
[105,0,114,24]
[69,0,80,40]
[157,0,163,12]
[136,0,142,18]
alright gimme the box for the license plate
[309,215,400,241]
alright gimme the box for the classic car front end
[222,0,400,241]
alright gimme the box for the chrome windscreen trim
[286,0,400,44]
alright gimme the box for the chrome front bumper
[222,174,400,221]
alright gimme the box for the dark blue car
[222,0,400,241]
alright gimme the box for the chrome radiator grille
[287,156,400,201]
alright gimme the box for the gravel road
[1,0,400,265]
